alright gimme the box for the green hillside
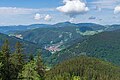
[12,22,105,54]
[0,33,51,58]
[45,56,120,80]
[49,30,120,66]
[14,26,84,47]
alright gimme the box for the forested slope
[49,30,120,66]
[45,56,120,80]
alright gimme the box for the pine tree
[1,40,10,62]
[18,61,41,80]
[14,42,24,68]
[0,62,3,79]
[10,42,25,79]
[1,39,12,80]
[36,50,45,79]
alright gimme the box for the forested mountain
[45,56,120,80]
[1,0,120,79]
[1,22,120,35]
[0,24,51,34]
[1,43,120,80]
[2,22,120,53]
[48,29,120,66]
[0,33,51,58]
[106,24,120,31]
[0,23,120,79]
[11,22,105,54]
[1,22,120,66]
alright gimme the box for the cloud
[0,7,38,15]
[90,0,120,9]
[57,0,89,17]
[44,15,52,21]
[34,13,41,20]
[34,14,52,21]
[99,19,102,21]
[93,6,101,11]
[69,18,75,22]
[0,7,55,15]
[88,16,96,20]
[114,6,120,14]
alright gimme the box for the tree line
[0,40,120,80]
[0,40,45,80]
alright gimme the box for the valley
[1,0,120,80]
[1,22,120,80]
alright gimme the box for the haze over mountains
[1,22,120,55]
[0,22,118,52]
[1,22,120,34]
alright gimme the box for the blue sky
[0,0,61,8]
[0,0,120,25]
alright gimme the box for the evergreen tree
[36,50,45,79]
[19,50,45,80]
[14,42,24,68]
[0,62,3,79]
[18,61,41,80]
[1,40,10,62]
[10,42,25,79]
[0,40,12,80]
[45,56,120,80]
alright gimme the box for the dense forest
[0,40,45,80]
[45,56,120,80]
[2,0,120,79]
[13,22,104,48]
[0,40,120,80]
[48,30,120,66]
[0,33,52,66]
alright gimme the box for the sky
[0,0,120,25]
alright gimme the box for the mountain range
[1,22,120,66]
[9,22,106,53]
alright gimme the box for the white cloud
[44,15,52,21]
[114,6,120,14]
[0,7,55,15]
[57,0,89,17]
[34,13,41,20]
[34,14,52,21]
[90,0,120,9]
[69,18,75,22]
[0,7,39,15]
[94,6,101,11]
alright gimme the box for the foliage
[18,51,45,80]
[10,42,25,78]
[0,33,52,64]
[0,39,120,80]
[14,22,104,48]
[0,40,45,80]
[45,56,120,80]
[50,30,120,66]
[29,53,34,61]
[0,40,12,80]
[18,61,41,80]
[36,51,45,78]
